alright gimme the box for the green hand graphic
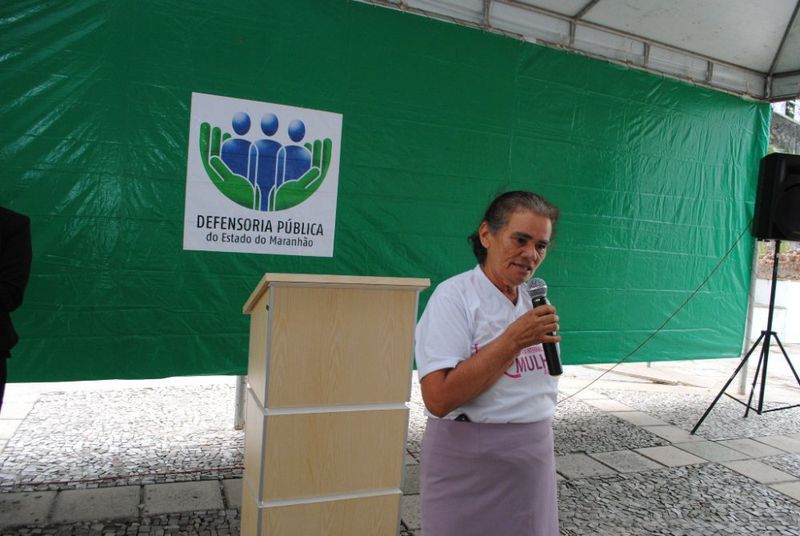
[271,138,333,211]
[199,122,259,210]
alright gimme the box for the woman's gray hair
[467,191,560,265]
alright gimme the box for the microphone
[525,278,562,376]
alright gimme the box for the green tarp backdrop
[1,0,770,382]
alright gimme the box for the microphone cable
[557,217,755,405]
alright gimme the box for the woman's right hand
[502,304,560,353]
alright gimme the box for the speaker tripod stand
[692,240,800,435]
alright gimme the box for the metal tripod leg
[743,336,768,418]
[743,331,800,417]
[774,335,800,386]
[691,331,765,435]
[759,332,800,414]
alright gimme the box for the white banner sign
[183,92,342,256]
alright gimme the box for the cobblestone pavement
[0,357,799,535]
[0,384,243,492]
[4,511,240,536]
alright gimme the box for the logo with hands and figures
[184,92,342,257]
[199,111,332,212]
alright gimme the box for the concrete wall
[770,112,800,154]
[750,279,800,344]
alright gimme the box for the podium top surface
[243,273,430,313]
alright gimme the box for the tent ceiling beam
[574,0,600,21]
[769,1,800,77]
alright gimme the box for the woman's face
[479,208,552,299]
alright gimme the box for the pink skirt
[420,417,558,536]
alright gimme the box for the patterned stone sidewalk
[0,368,798,535]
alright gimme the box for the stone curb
[0,479,241,529]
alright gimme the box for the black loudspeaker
[753,153,800,241]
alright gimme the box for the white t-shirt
[415,265,559,423]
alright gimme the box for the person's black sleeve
[0,215,32,313]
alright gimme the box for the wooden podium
[241,274,429,535]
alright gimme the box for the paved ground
[0,348,798,535]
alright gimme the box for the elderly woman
[415,191,561,536]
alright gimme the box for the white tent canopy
[362,0,800,101]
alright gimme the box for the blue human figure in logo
[250,113,282,212]
[276,119,312,189]
[220,112,253,182]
